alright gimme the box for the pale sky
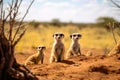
[4,0,120,23]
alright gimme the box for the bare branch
[0,0,38,79]
[7,0,24,43]
[0,43,4,57]
[4,0,14,22]
[8,0,19,42]
[0,0,4,35]
[13,0,34,42]
[0,0,2,4]
[13,28,26,46]
[0,0,3,19]
[14,0,18,8]
[109,22,117,44]
[111,0,120,8]
[1,0,34,47]
[8,0,14,42]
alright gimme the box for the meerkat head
[70,33,82,41]
[37,45,46,51]
[53,32,64,41]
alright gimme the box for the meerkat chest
[39,53,44,59]
[33,53,42,63]
[54,43,64,55]
[72,43,80,52]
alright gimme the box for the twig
[111,0,120,8]
[0,0,4,35]
[13,28,26,46]
[109,22,117,44]
[12,0,34,43]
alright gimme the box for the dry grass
[15,25,119,53]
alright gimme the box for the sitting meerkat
[25,45,46,65]
[66,33,82,59]
[50,32,65,63]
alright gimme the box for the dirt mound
[15,49,120,80]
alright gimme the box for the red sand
[15,48,120,80]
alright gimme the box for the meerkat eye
[73,35,76,37]
[42,47,45,49]
[55,34,58,36]
[60,34,63,37]
[38,47,41,50]
[78,34,81,37]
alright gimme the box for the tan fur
[50,32,65,63]
[66,33,82,59]
[25,46,46,65]
[108,43,120,56]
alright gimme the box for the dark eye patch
[54,34,58,36]
[73,35,76,37]
[72,34,81,37]
[38,47,41,49]
[55,34,64,37]
[42,47,46,49]
[78,34,81,37]
[38,46,46,49]
[60,34,63,37]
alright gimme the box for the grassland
[15,24,120,53]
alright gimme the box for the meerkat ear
[70,35,72,38]
[53,34,54,37]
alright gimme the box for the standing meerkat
[66,33,82,59]
[25,45,46,65]
[50,32,65,63]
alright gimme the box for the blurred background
[3,0,120,54]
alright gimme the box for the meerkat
[66,33,82,59]
[50,32,65,63]
[25,45,46,65]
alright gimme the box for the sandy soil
[15,48,120,80]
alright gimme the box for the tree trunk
[0,33,38,80]
[0,0,38,79]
